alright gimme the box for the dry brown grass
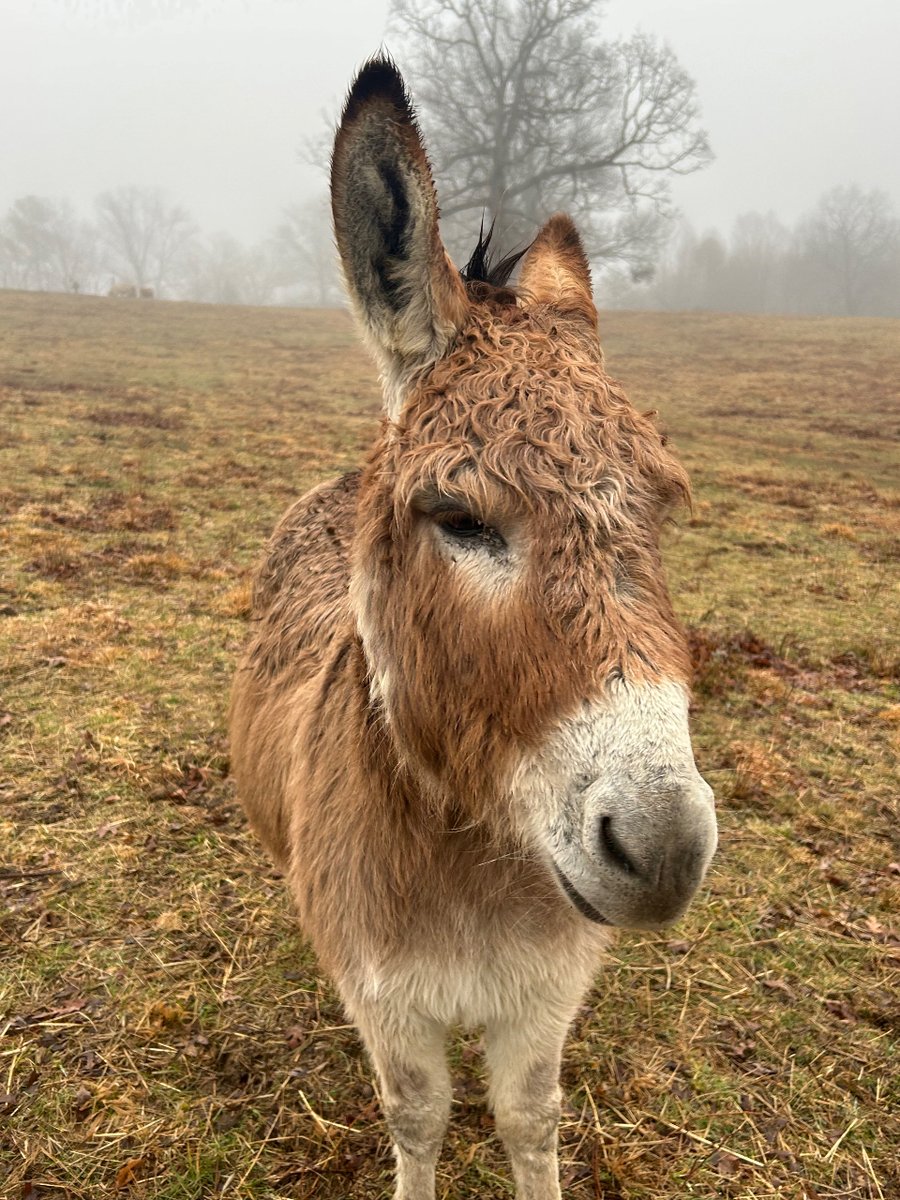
[1,292,898,1198]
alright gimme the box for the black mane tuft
[460,219,531,289]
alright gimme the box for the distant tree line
[608,185,900,317]
[0,186,342,307]
[2,181,897,317]
[4,0,897,317]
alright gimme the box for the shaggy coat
[230,56,716,1200]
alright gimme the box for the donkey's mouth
[551,863,610,925]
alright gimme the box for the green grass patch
[1,292,898,1197]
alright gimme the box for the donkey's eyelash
[430,507,481,526]
[409,486,474,515]
[430,509,507,552]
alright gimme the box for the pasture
[1,289,897,1198]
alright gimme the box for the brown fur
[229,55,710,1200]
[353,302,691,804]
[230,288,692,967]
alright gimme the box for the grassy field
[1,289,897,1199]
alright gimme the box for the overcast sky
[2,0,899,247]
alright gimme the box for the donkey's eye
[432,510,506,551]
[436,511,485,537]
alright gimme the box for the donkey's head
[332,59,716,929]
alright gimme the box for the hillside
[1,291,897,1198]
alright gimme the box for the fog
[1,0,389,241]
[601,0,900,233]
[2,0,899,311]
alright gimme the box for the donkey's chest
[349,906,609,1027]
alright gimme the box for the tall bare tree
[389,0,711,274]
[795,185,900,316]
[725,211,790,312]
[0,196,97,292]
[183,233,280,307]
[95,186,197,295]
[270,197,343,306]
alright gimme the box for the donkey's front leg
[485,1011,572,1200]
[353,1003,451,1200]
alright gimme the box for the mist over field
[2,4,898,1198]
[2,0,899,313]
[2,288,898,1197]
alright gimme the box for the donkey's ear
[518,214,598,329]
[331,57,469,416]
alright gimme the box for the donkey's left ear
[518,214,598,331]
[331,57,469,416]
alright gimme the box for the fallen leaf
[761,1114,788,1145]
[818,859,849,888]
[823,998,855,1021]
[114,1157,145,1191]
[666,939,691,955]
[153,910,184,932]
[147,1000,185,1027]
[710,1150,739,1177]
[761,977,796,1000]
[20,997,88,1024]
[213,1109,241,1133]
[285,1023,306,1049]
[73,1083,93,1119]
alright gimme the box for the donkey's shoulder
[246,470,360,679]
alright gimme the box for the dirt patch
[85,406,185,431]
[38,493,177,533]
[26,548,84,580]
[689,628,796,697]
[860,535,900,564]
[705,404,787,420]
[817,418,898,441]
[688,627,888,697]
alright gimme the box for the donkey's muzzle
[576,778,717,929]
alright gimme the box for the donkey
[229,57,717,1200]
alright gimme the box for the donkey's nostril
[598,815,639,876]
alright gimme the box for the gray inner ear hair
[371,160,412,313]
[341,132,416,318]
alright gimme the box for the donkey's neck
[349,655,561,916]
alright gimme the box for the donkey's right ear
[331,57,469,417]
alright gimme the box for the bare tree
[183,234,280,307]
[389,0,711,273]
[641,223,729,311]
[0,195,97,292]
[794,185,900,316]
[725,211,790,312]
[95,186,197,296]
[608,190,900,317]
[270,197,343,306]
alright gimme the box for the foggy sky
[2,0,899,249]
